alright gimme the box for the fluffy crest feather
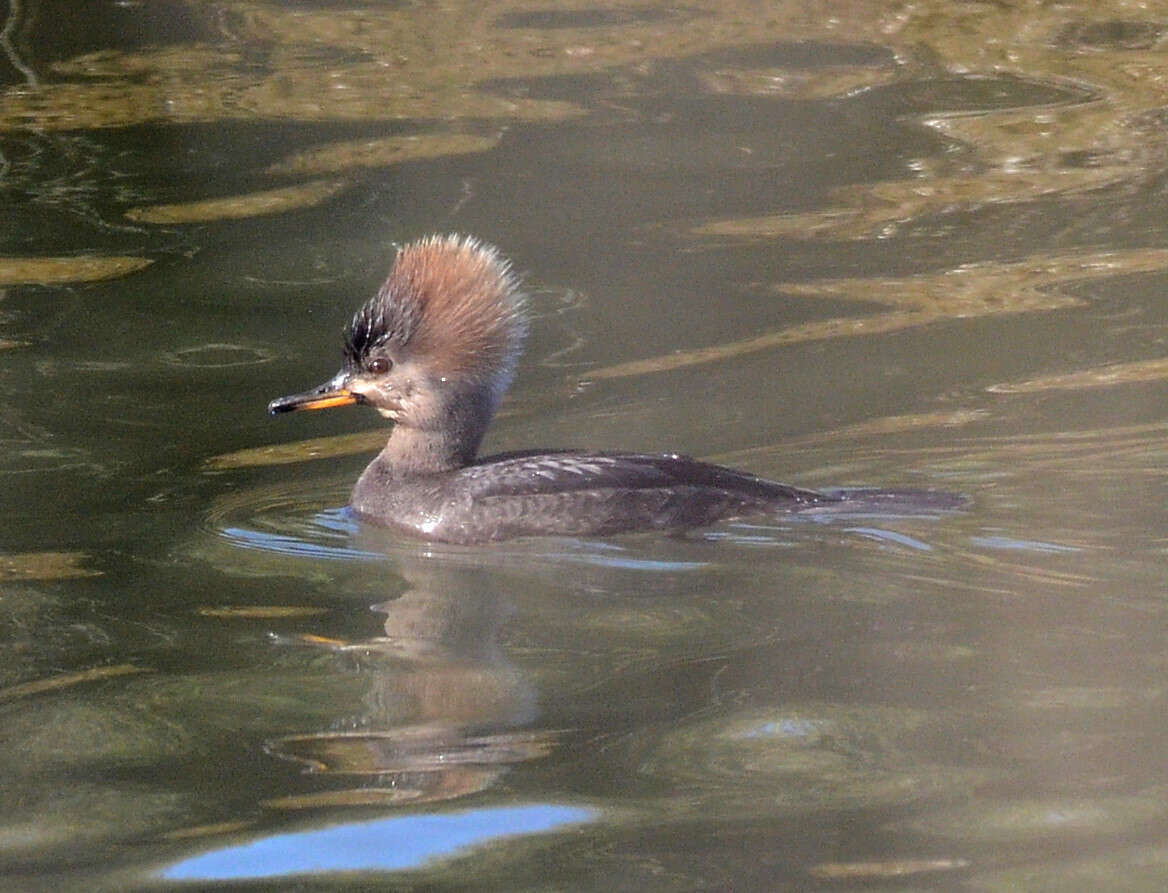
[344,235,528,382]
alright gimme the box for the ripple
[218,509,377,562]
[199,479,381,566]
[844,526,935,551]
[706,518,947,553]
[634,704,997,817]
[535,540,709,572]
[162,343,278,369]
[970,534,1083,554]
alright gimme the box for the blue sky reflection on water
[159,804,596,881]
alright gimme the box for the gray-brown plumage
[270,235,962,543]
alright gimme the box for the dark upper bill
[268,371,358,414]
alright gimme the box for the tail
[793,487,969,519]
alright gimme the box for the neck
[375,387,496,476]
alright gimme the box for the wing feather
[461,450,825,504]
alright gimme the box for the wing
[460,450,827,504]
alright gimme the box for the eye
[368,357,391,375]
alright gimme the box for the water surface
[2,1,1167,889]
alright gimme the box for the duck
[270,235,958,543]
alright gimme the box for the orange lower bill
[293,391,357,411]
[268,386,358,415]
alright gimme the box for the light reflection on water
[159,803,597,881]
[220,508,380,561]
[3,0,1168,889]
[843,526,935,551]
[970,534,1084,554]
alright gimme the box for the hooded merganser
[269,235,957,543]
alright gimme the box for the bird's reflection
[265,554,556,809]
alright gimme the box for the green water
[2,2,1168,889]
